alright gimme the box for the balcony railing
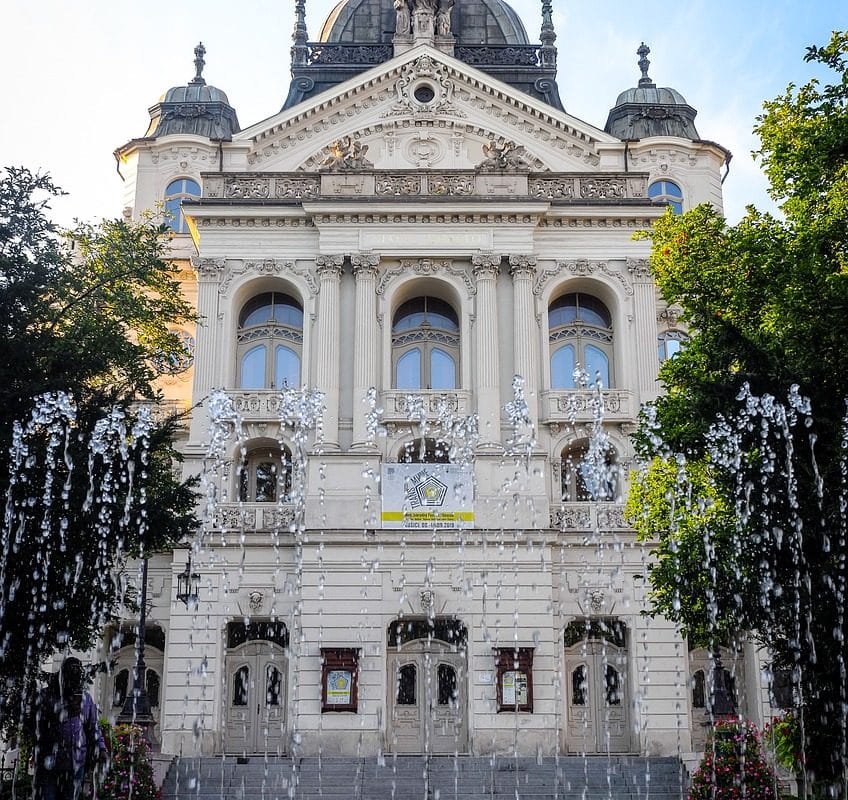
[550,503,630,532]
[213,502,295,532]
[539,389,635,425]
[379,390,474,424]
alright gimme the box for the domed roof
[318,0,529,46]
[604,43,699,140]
[146,43,240,139]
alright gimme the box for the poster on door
[381,464,474,529]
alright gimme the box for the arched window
[658,330,688,362]
[164,178,201,234]
[561,441,618,502]
[237,292,303,389]
[648,180,684,214]
[549,293,613,388]
[392,296,459,390]
[238,445,293,503]
[399,437,450,464]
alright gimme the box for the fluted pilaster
[628,258,659,394]
[472,253,503,449]
[315,255,344,449]
[509,255,539,424]
[351,253,380,449]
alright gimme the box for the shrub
[98,723,158,800]
[689,718,778,800]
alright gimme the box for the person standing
[33,657,106,800]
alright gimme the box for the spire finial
[637,42,655,88]
[292,0,309,67]
[540,0,556,66]
[190,42,206,85]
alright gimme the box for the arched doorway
[223,620,289,754]
[105,624,165,745]
[564,618,631,753]
[386,617,468,754]
[688,645,745,751]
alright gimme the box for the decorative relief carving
[351,252,380,276]
[555,391,627,415]
[529,177,575,199]
[226,177,270,199]
[551,506,592,530]
[508,254,537,277]
[191,257,227,279]
[580,178,626,199]
[218,259,318,296]
[597,505,627,529]
[319,136,373,171]
[626,257,651,281]
[216,506,257,530]
[658,305,684,326]
[404,133,446,167]
[532,260,634,298]
[471,252,501,278]
[275,177,320,199]
[375,175,422,196]
[316,254,345,278]
[388,55,461,117]
[376,259,475,298]
[478,138,531,171]
[428,174,475,196]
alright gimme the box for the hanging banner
[381,463,474,529]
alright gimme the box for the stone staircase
[161,755,687,800]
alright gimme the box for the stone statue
[320,136,373,171]
[435,0,453,37]
[394,0,411,35]
[412,0,437,38]
[478,138,531,171]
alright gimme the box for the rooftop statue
[478,138,531,171]
[319,136,374,171]
[393,0,411,35]
[435,0,454,37]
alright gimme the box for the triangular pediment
[236,45,620,173]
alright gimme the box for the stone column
[351,252,380,449]
[627,258,660,394]
[315,254,344,450]
[472,253,502,449]
[509,255,539,425]
[189,257,225,443]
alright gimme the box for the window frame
[494,647,534,713]
[321,648,360,713]
[648,179,684,214]
[548,293,614,389]
[164,178,201,234]
[392,296,460,390]
[237,292,304,389]
[237,446,293,504]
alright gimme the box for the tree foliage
[0,167,199,737]
[630,32,848,784]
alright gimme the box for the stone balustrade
[550,503,630,531]
[379,389,473,424]
[200,172,648,203]
[213,502,295,532]
[539,389,635,425]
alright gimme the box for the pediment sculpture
[319,136,374,171]
[395,0,453,38]
[477,138,532,171]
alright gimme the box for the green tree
[630,32,848,785]
[0,167,199,738]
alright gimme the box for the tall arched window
[561,441,618,502]
[399,437,450,464]
[648,180,684,214]
[237,292,303,389]
[658,330,688,362]
[164,178,201,234]
[237,445,293,503]
[392,296,459,390]
[549,293,613,388]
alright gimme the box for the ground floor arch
[386,617,469,754]
[563,618,632,754]
[223,619,289,755]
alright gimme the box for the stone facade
[104,15,775,763]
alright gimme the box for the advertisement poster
[326,670,352,705]
[502,671,528,706]
[381,463,474,529]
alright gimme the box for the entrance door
[565,640,630,753]
[388,641,467,754]
[224,641,287,754]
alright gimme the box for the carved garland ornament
[217,259,319,296]
[387,55,462,117]
[375,258,476,298]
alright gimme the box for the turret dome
[145,43,240,139]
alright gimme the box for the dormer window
[164,178,201,234]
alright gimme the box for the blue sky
[1,1,842,227]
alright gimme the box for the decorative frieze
[532,260,634,298]
[549,503,630,531]
[428,174,476,196]
[529,177,576,199]
[217,259,319,297]
[375,175,422,196]
[376,258,476,298]
[579,178,627,199]
[214,503,295,532]
[380,389,472,422]
[540,389,634,424]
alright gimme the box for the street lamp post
[118,556,154,733]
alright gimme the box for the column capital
[316,254,344,278]
[191,256,226,281]
[351,252,380,276]
[626,257,652,283]
[471,252,501,278]
[508,254,537,278]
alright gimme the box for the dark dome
[146,43,240,139]
[318,0,529,45]
[604,43,699,140]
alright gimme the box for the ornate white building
[105,0,780,763]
